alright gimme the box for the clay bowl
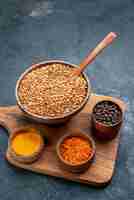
[92,100,123,140]
[56,131,95,173]
[16,60,91,125]
[8,128,44,164]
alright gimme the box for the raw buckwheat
[18,63,87,117]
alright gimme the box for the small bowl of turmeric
[8,128,44,164]
[56,130,95,173]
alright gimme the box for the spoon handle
[75,32,117,76]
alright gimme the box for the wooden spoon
[74,32,117,76]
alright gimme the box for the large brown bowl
[16,60,91,124]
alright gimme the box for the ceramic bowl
[15,60,91,125]
[56,130,95,173]
[92,100,123,140]
[8,128,44,164]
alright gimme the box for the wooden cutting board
[0,94,126,187]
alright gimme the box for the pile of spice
[18,63,87,117]
[93,100,122,125]
[60,136,92,165]
[11,130,43,156]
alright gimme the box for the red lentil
[60,136,92,165]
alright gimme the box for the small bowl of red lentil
[16,60,91,124]
[56,130,95,173]
[92,100,123,140]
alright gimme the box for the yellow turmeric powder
[11,131,43,156]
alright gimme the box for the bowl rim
[56,131,96,167]
[92,100,123,127]
[16,60,91,120]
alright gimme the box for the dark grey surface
[0,0,132,199]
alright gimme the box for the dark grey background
[0,0,132,199]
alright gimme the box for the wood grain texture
[0,94,126,187]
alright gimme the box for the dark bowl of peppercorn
[92,100,123,140]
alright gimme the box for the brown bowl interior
[92,100,123,127]
[16,60,91,124]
